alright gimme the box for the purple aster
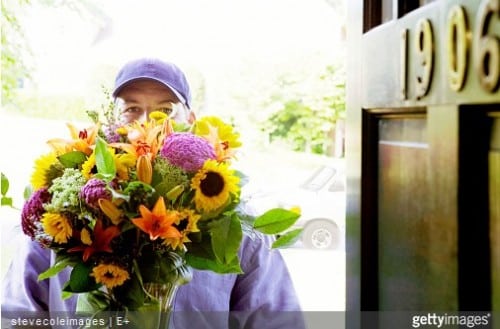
[80,178,112,209]
[21,187,51,239]
[160,133,216,172]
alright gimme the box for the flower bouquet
[21,108,302,327]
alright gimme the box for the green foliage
[1,0,110,110]
[253,208,300,234]
[94,137,116,181]
[273,228,303,249]
[261,64,346,155]
[64,262,101,293]
[38,254,78,281]
[1,172,14,207]
[3,92,90,121]
[1,0,32,104]
[58,151,88,169]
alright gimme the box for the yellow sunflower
[81,152,96,180]
[30,152,59,190]
[191,160,240,213]
[194,116,242,161]
[41,212,72,244]
[91,263,130,289]
[163,208,201,249]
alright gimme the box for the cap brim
[112,77,188,108]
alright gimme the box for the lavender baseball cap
[112,58,191,109]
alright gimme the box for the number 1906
[400,0,499,100]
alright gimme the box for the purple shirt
[2,234,305,328]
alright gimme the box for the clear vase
[143,282,180,329]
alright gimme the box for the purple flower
[160,133,216,172]
[103,124,121,143]
[80,178,112,209]
[21,188,51,239]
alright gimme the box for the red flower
[69,220,120,262]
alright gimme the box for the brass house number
[401,0,500,100]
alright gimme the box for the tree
[1,0,32,104]
[1,0,109,106]
[261,64,345,155]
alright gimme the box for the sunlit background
[1,0,346,317]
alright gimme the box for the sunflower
[30,153,62,190]
[41,212,72,244]
[191,160,240,213]
[194,116,241,161]
[81,152,96,180]
[163,208,201,249]
[91,263,130,289]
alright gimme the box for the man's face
[115,79,192,124]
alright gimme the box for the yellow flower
[115,153,135,180]
[30,152,59,190]
[136,154,152,184]
[191,160,240,213]
[81,152,96,180]
[163,209,201,250]
[98,199,124,225]
[149,110,167,123]
[194,116,242,162]
[80,227,92,245]
[91,263,130,289]
[111,119,165,161]
[47,123,100,156]
[41,212,72,244]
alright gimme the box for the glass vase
[143,282,180,329]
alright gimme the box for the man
[2,58,304,328]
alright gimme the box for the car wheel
[302,219,339,250]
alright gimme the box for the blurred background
[1,0,346,315]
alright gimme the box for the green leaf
[185,253,242,274]
[253,208,300,234]
[58,151,87,168]
[111,272,145,310]
[272,228,303,248]
[94,137,116,181]
[1,172,9,196]
[75,291,109,314]
[38,254,77,281]
[23,185,33,201]
[185,232,242,274]
[64,262,100,293]
[1,196,13,207]
[209,214,242,265]
[138,250,192,285]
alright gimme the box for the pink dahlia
[21,187,51,238]
[80,178,112,209]
[160,133,216,172]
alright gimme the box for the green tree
[261,64,345,155]
[1,0,109,106]
[1,0,32,104]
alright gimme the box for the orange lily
[131,197,182,241]
[111,120,165,161]
[47,123,100,156]
[68,219,120,262]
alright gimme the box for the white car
[244,164,346,250]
